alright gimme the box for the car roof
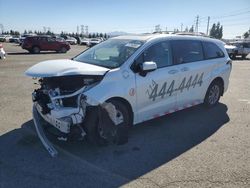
[113,34,222,44]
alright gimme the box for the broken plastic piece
[33,105,58,157]
[101,102,120,125]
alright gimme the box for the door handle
[180,67,189,72]
[168,70,178,74]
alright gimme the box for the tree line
[2,29,109,39]
[2,25,250,39]
[243,29,250,39]
[1,30,20,36]
[59,31,108,39]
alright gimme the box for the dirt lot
[0,43,250,188]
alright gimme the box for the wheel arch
[209,77,224,96]
[106,97,134,124]
[32,45,40,49]
[32,45,40,52]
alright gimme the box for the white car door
[133,41,179,122]
[172,40,225,108]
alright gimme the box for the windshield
[73,39,145,68]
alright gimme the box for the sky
[0,0,249,38]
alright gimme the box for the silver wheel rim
[208,85,220,105]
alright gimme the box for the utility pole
[0,24,4,34]
[43,26,46,33]
[181,23,183,32]
[206,16,210,36]
[77,25,79,35]
[195,15,199,34]
[155,25,161,33]
[80,25,84,35]
[85,26,88,35]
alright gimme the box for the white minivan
[26,34,232,156]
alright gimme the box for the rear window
[171,40,204,64]
[202,41,224,59]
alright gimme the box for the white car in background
[26,34,232,156]
[0,35,12,42]
[65,36,77,45]
[87,38,102,47]
[80,37,91,45]
[0,43,6,59]
[225,42,250,59]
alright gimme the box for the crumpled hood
[25,59,109,77]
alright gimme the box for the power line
[212,7,250,17]
[213,16,250,23]
[211,10,250,20]
[221,22,250,27]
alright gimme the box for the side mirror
[139,61,157,76]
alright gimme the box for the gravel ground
[0,43,250,188]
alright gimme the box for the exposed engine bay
[33,75,102,114]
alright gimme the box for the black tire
[84,100,131,146]
[109,100,131,145]
[32,46,40,54]
[204,81,222,108]
[229,53,235,60]
[60,47,67,53]
[242,54,247,59]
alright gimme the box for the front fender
[83,68,137,117]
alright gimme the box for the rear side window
[171,40,204,64]
[38,37,48,42]
[202,41,224,59]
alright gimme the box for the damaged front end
[26,59,128,157]
[32,75,103,156]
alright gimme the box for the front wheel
[204,81,222,108]
[84,100,131,146]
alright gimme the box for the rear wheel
[229,53,235,60]
[60,47,67,53]
[32,46,40,54]
[242,54,247,59]
[204,81,222,107]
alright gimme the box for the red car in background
[22,36,70,53]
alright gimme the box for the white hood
[25,59,109,77]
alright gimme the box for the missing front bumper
[35,103,71,134]
[33,105,58,157]
[32,99,121,157]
